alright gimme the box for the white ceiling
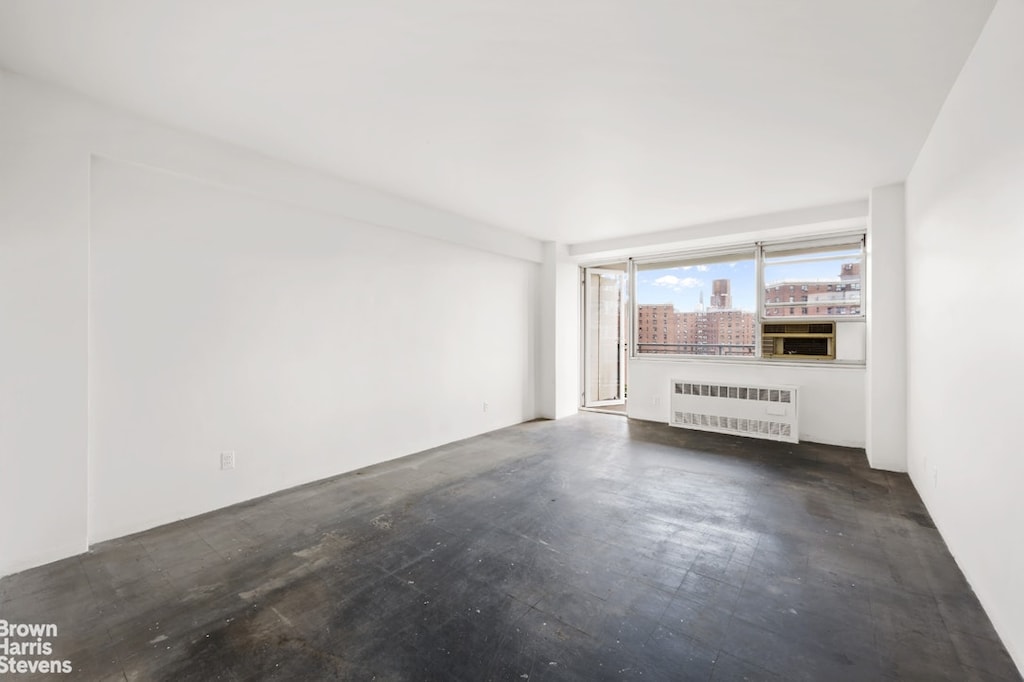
[0,0,995,244]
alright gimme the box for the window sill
[629,355,866,369]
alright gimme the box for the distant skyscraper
[711,279,731,309]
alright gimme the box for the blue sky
[636,260,757,312]
[636,254,857,313]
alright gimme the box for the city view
[636,263,861,355]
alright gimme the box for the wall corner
[538,242,580,419]
[865,183,908,472]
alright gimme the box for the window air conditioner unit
[761,322,835,359]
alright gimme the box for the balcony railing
[636,343,755,356]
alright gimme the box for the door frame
[581,265,628,409]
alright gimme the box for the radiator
[669,380,799,443]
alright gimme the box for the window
[633,249,757,356]
[631,234,864,358]
[761,238,863,320]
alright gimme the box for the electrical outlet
[652,396,661,406]
[483,401,489,412]
[220,451,236,471]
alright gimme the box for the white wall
[0,72,541,575]
[906,0,1024,670]
[538,243,580,419]
[865,184,908,471]
[0,76,90,575]
[628,359,865,448]
[569,201,868,260]
[89,159,537,541]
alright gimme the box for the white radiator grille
[669,380,799,443]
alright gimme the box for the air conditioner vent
[761,321,835,359]
[778,337,830,356]
[674,381,792,403]
[670,380,798,443]
[673,412,793,439]
[762,322,834,335]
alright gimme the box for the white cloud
[652,275,702,291]
[696,265,710,272]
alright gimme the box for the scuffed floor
[1,413,1019,680]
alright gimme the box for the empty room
[1,0,1022,679]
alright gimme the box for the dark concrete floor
[1,413,1019,681]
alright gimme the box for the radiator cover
[669,380,799,443]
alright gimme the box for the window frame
[631,246,758,359]
[759,235,865,323]
[629,233,865,361]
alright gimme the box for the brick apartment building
[764,263,862,317]
[636,284,758,356]
[637,264,860,354]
